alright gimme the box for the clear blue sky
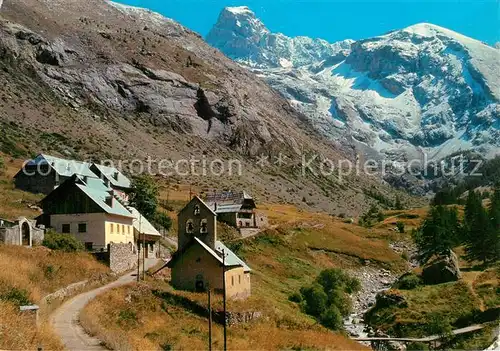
[117,0,499,45]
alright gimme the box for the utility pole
[222,249,227,351]
[208,286,212,351]
[136,214,142,282]
[142,215,146,280]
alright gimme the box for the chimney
[214,202,217,211]
[105,195,113,207]
[104,178,110,187]
[113,171,119,181]
[83,175,88,184]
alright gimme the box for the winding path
[50,259,160,350]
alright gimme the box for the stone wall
[32,227,44,245]
[108,242,137,273]
[215,310,262,326]
[0,227,19,245]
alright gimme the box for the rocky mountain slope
[0,0,409,215]
[207,8,500,166]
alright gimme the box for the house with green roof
[89,163,132,202]
[14,154,97,195]
[14,155,132,200]
[39,174,135,250]
[167,196,251,299]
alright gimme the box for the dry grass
[0,301,64,350]
[82,283,367,351]
[0,154,43,219]
[80,203,415,350]
[0,245,110,303]
[0,245,111,349]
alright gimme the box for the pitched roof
[91,163,131,189]
[167,237,251,272]
[26,154,96,178]
[129,207,160,236]
[215,240,251,272]
[75,183,133,218]
[179,196,217,216]
[204,191,256,214]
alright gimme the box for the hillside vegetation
[0,153,42,219]
[0,245,110,349]
[80,203,409,350]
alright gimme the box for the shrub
[0,156,5,175]
[299,284,328,318]
[294,268,360,330]
[154,211,172,231]
[320,305,343,330]
[396,221,405,233]
[396,273,421,290]
[42,230,84,252]
[0,288,31,306]
[316,268,361,294]
[426,313,452,337]
[288,292,303,303]
[326,288,352,316]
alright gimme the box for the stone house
[14,154,98,195]
[205,191,267,231]
[38,174,135,250]
[167,196,251,299]
[14,154,132,199]
[0,217,44,246]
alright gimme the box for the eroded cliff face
[0,0,406,215]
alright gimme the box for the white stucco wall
[51,213,107,247]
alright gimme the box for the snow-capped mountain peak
[206,6,353,68]
[226,5,254,15]
[207,7,500,169]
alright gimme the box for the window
[186,220,194,234]
[238,275,241,284]
[194,205,200,216]
[78,223,87,233]
[62,224,70,233]
[200,219,208,234]
[231,276,234,286]
[122,225,125,235]
[110,223,114,233]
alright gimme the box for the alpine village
[0,0,498,351]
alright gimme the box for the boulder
[422,250,461,285]
[375,289,408,308]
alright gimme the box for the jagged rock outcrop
[207,8,500,170]
[206,6,353,69]
[0,0,404,215]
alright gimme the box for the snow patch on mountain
[207,8,500,162]
[206,6,353,69]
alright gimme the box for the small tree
[414,206,460,263]
[128,175,159,222]
[155,211,173,232]
[464,189,498,265]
